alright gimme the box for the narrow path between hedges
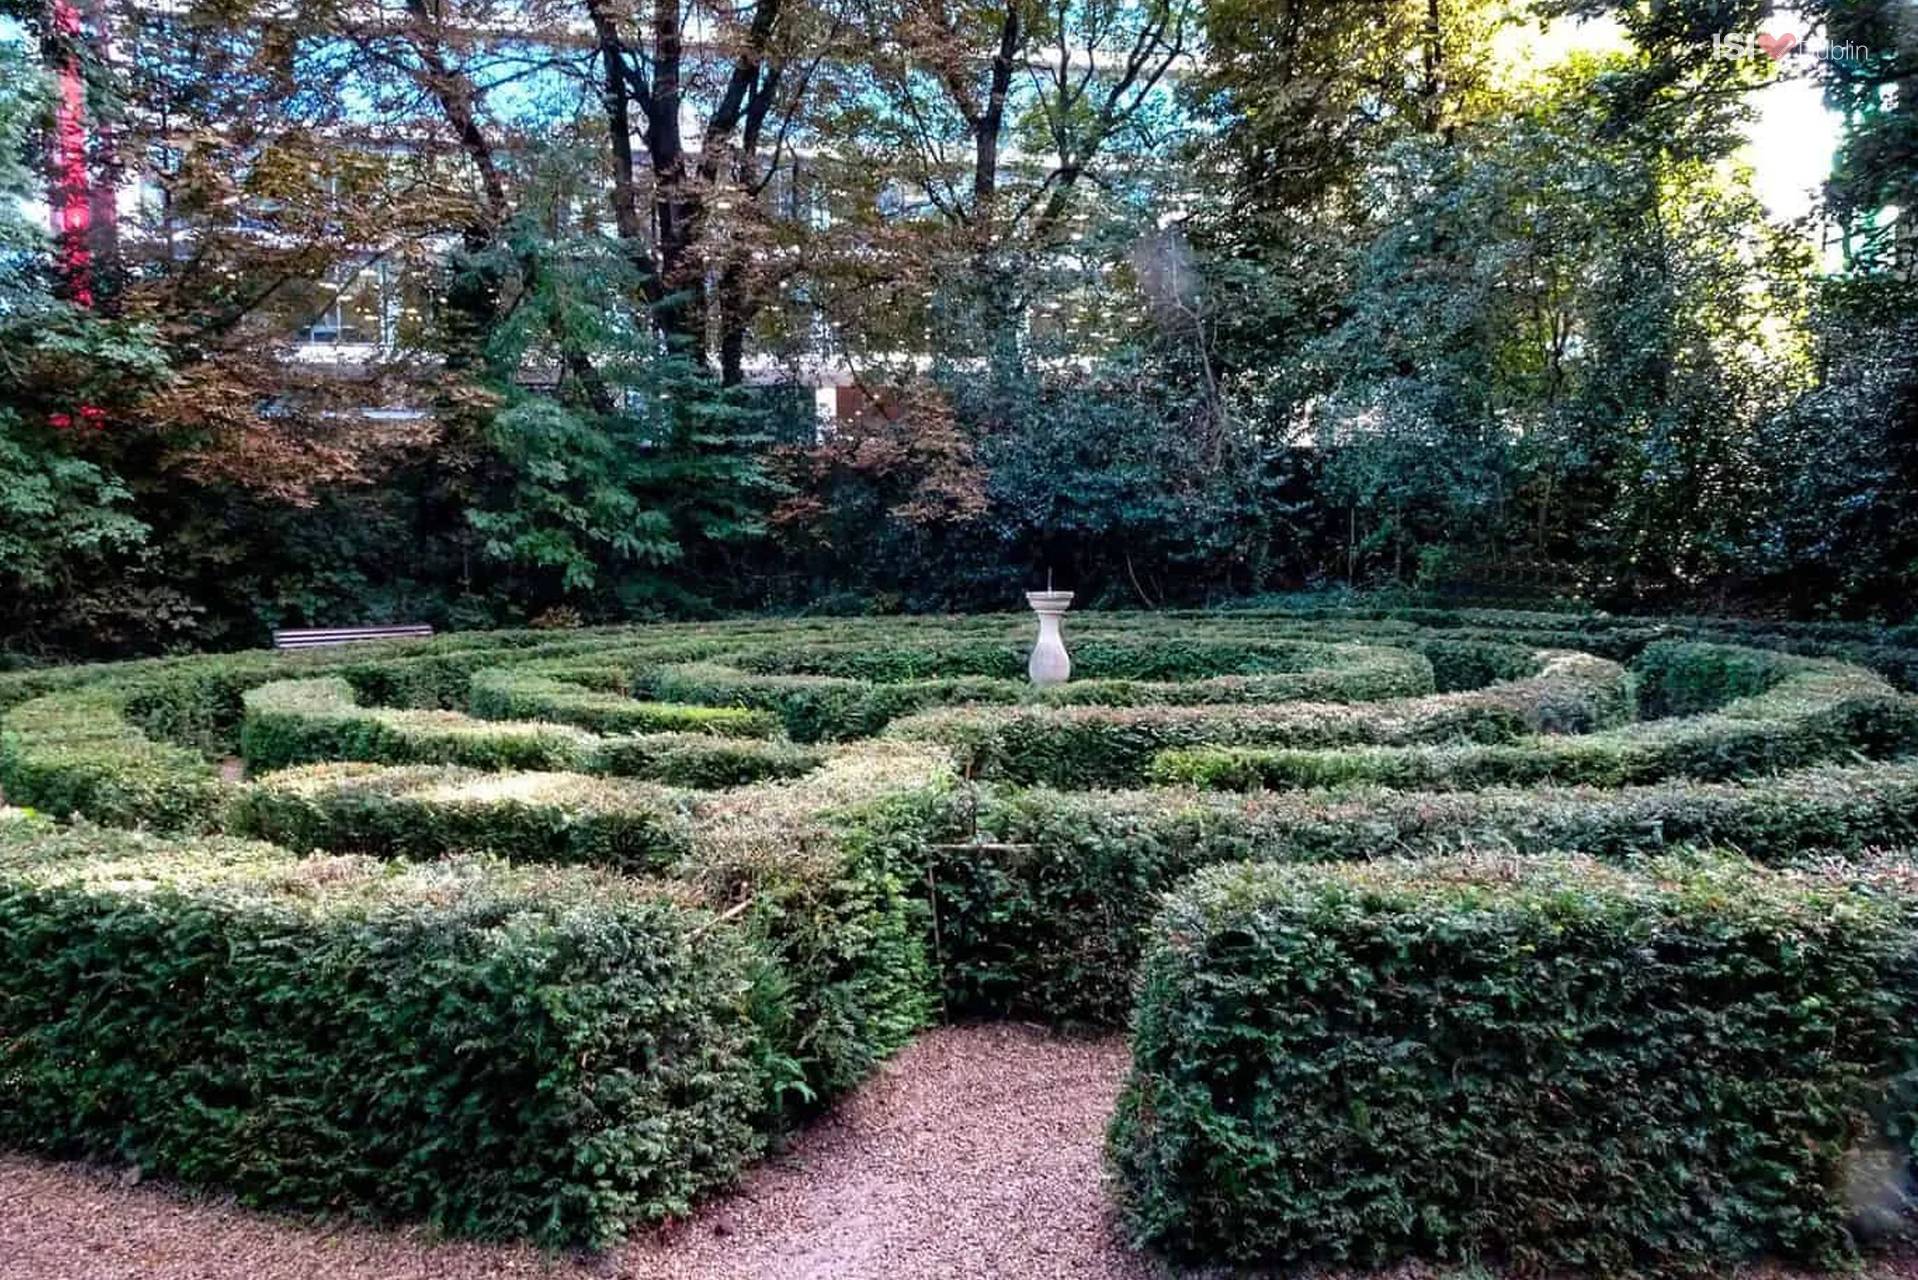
[0,1024,1174,1280]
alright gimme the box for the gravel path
[0,1023,1167,1280]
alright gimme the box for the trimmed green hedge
[894,650,1629,788]
[645,661,1022,742]
[241,679,817,787]
[15,610,1918,1258]
[0,823,767,1246]
[643,641,1437,742]
[678,750,952,1113]
[242,678,596,773]
[930,762,1918,1023]
[588,732,824,787]
[469,667,779,738]
[236,741,952,1129]
[231,763,694,871]
[0,688,229,832]
[1110,853,1918,1272]
[1150,648,1918,793]
[734,635,1427,684]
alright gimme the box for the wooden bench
[272,624,434,651]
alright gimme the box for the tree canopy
[0,0,1912,654]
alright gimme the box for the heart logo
[1757,31,1800,60]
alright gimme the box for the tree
[0,37,150,649]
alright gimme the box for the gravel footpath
[0,1023,1168,1280]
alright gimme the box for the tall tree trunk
[718,257,749,386]
[648,0,705,364]
[1420,0,1452,143]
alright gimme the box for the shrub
[1633,640,1808,717]
[1149,650,1918,793]
[1410,638,1544,691]
[644,661,1021,742]
[469,667,778,738]
[929,762,1918,1023]
[241,678,595,773]
[680,755,949,1116]
[0,688,228,832]
[644,642,1436,742]
[0,824,768,1246]
[225,740,951,1126]
[1110,853,1918,1273]
[896,651,1629,788]
[231,763,694,871]
[588,732,825,787]
[679,733,961,1111]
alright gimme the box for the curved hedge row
[240,678,822,785]
[640,638,1437,741]
[0,686,230,832]
[6,607,1918,1266]
[0,816,766,1246]
[890,649,1630,788]
[932,760,1918,1023]
[1150,643,1918,792]
[231,763,696,871]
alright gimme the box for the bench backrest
[272,625,435,651]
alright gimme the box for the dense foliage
[10,607,1918,1267]
[1111,853,1918,1272]
[0,820,771,1246]
[0,2,1911,656]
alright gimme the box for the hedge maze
[7,607,1918,1268]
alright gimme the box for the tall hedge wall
[930,762,1918,1023]
[1111,853,1918,1273]
[0,820,767,1246]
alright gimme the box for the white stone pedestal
[1026,590,1074,685]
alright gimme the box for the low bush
[588,732,824,787]
[1110,853,1918,1273]
[1150,650,1918,793]
[1633,640,1808,717]
[0,688,229,832]
[644,661,1021,742]
[645,643,1436,742]
[226,740,951,1125]
[896,651,1629,788]
[231,763,694,871]
[930,762,1918,1022]
[734,636,1423,684]
[0,823,768,1246]
[469,667,778,738]
[679,752,950,1116]
[1409,638,1543,691]
[241,679,596,773]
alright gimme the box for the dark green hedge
[1633,640,1808,717]
[1150,650,1918,793]
[895,650,1629,789]
[231,763,695,871]
[241,679,596,773]
[222,751,938,1118]
[244,679,824,788]
[1110,853,1918,1273]
[587,731,824,787]
[1409,638,1543,691]
[0,823,767,1247]
[468,667,779,738]
[643,642,1435,742]
[644,661,1022,742]
[0,688,230,832]
[929,763,1918,1023]
[681,781,942,1116]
